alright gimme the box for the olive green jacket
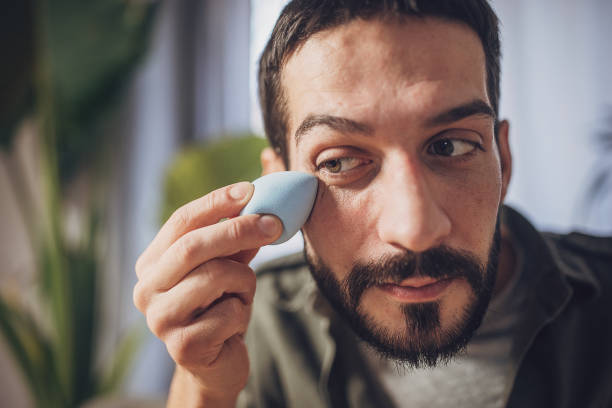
[238,207,612,407]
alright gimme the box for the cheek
[440,160,502,255]
[299,153,503,273]
[302,183,377,273]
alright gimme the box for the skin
[267,17,514,338]
[135,16,514,407]
[134,183,283,407]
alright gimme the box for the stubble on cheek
[302,184,377,274]
[436,278,475,329]
[357,288,406,327]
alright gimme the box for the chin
[354,288,481,368]
[304,223,500,368]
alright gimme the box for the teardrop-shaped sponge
[240,171,318,244]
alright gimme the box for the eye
[317,157,364,174]
[428,139,481,157]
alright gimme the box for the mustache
[343,246,485,309]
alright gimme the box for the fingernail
[229,182,251,200]
[258,215,281,237]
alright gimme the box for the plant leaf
[43,0,159,184]
[0,295,65,405]
[96,323,146,395]
[162,135,269,223]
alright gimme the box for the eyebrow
[293,98,495,146]
[294,114,374,145]
[425,99,495,127]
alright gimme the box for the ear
[497,120,513,202]
[260,147,287,175]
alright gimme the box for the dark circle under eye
[324,159,342,173]
[431,140,454,156]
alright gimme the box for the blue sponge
[240,171,318,244]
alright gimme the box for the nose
[376,155,452,253]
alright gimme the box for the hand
[133,182,282,405]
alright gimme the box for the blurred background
[1,0,611,406]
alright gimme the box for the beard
[304,219,501,369]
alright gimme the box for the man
[133,0,612,407]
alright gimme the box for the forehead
[280,17,488,145]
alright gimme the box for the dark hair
[258,0,501,166]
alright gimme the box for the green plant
[0,0,157,406]
[1,0,157,184]
[0,140,144,407]
[162,134,269,222]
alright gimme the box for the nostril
[377,205,451,253]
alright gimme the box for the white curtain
[493,0,612,233]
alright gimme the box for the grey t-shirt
[360,242,527,408]
[239,207,611,408]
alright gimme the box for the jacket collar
[502,205,600,302]
[263,206,597,406]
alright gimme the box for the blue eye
[428,139,479,157]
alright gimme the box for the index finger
[136,182,254,273]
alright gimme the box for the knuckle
[191,260,217,289]
[199,258,223,280]
[145,309,166,338]
[132,281,145,311]
[168,329,197,367]
[132,281,151,314]
[223,297,244,319]
[236,267,256,304]
[246,272,257,301]
[174,234,198,264]
[202,190,219,213]
[245,268,256,291]
[240,305,253,328]
[169,205,193,232]
[134,255,145,276]
[226,218,246,242]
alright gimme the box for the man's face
[276,17,511,366]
